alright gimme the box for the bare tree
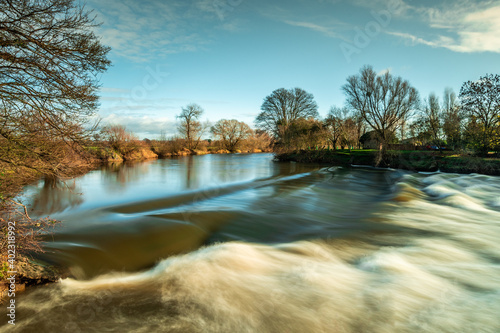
[324,107,344,150]
[240,130,273,152]
[177,103,205,149]
[255,87,319,140]
[423,93,442,146]
[443,87,458,114]
[341,117,360,150]
[325,106,362,150]
[342,66,419,150]
[0,0,110,182]
[397,111,411,142]
[460,74,500,153]
[352,111,366,149]
[211,119,252,152]
[100,124,139,155]
[442,88,463,150]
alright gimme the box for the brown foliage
[150,137,190,157]
[0,0,110,275]
[0,0,110,193]
[211,119,253,152]
[100,125,144,157]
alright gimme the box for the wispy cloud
[373,1,500,54]
[256,2,350,41]
[100,87,131,94]
[87,0,243,62]
[351,0,413,16]
[283,20,345,39]
[386,31,439,48]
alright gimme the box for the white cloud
[350,0,500,54]
[385,1,500,54]
[448,5,500,53]
[377,67,393,76]
[101,114,178,138]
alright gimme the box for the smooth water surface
[3,153,500,333]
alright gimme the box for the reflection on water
[100,160,157,193]
[28,177,83,215]
[4,154,500,332]
[22,154,319,217]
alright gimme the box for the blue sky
[87,0,500,139]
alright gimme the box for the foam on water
[3,170,500,333]
[7,238,500,333]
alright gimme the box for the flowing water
[2,153,500,332]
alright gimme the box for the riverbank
[91,145,270,162]
[0,255,67,302]
[276,149,500,176]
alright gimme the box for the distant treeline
[90,121,273,163]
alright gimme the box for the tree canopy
[255,87,319,139]
[343,66,419,148]
[211,119,252,152]
[460,74,500,153]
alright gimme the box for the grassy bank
[276,149,500,176]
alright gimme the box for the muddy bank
[1,255,66,303]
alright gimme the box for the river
[2,153,500,332]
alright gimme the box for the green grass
[276,149,500,175]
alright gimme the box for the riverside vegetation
[276,149,500,176]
